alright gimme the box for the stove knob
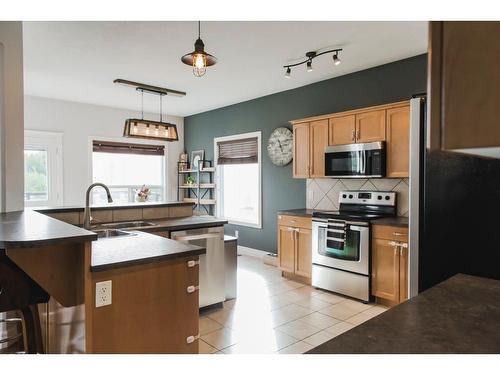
[342,194,347,199]
[385,195,390,200]
[377,195,382,200]
[348,194,353,199]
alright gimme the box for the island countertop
[307,274,500,354]
[0,210,97,249]
[33,200,194,213]
[91,231,206,272]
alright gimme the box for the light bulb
[145,125,150,135]
[132,124,138,134]
[155,126,159,136]
[285,67,291,78]
[307,60,313,72]
[333,53,341,66]
[193,53,207,77]
[165,128,169,137]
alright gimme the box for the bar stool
[0,251,49,354]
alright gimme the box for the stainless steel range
[312,190,397,302]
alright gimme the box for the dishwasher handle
[172,233,221,241]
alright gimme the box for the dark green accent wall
[184,54,427,253]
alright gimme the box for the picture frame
[190,150,205,171]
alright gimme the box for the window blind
[217,137,258,165]
[93,141,165,156]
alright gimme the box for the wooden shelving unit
[177,160,215,216]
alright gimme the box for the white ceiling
[23,21,427,117]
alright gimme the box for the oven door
[312,220,370,275]
[324,142,385,178]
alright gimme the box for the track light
[306,60,313,72]
[282,48,342,78]
[332,53,341,66]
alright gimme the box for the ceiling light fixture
[114,79,181,142]
[181,21,217,77]
[283,48,342,78]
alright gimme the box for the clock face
[267,127,293,166]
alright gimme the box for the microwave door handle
[357,151,362,173]
[362,151,366,174]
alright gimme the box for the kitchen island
[307,274,500,354]
[0,202,227,354]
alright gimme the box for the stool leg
[19,305,44,354]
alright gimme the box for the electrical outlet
[95,280,112,307]
[235,230,239,238]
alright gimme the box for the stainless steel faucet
[83,182,113,229]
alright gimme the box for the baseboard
[237,245,272,259]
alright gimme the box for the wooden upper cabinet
[355,110,386,143]
[328,115,355,145]
[278,225,295,273]
[309,119,329,177]
[293,123,310,178]
[295,228,312,278]
[386,105,410,177]
[371,238,400,302]
[429,22,500,157]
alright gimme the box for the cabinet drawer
[372,225,408,242]
[278,215,311,229]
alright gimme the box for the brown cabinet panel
[355,110,386,143]
[328,115,356,145]
[371,238,399,302]
[309,119,329,177]
[386,105,410,177]
[295,228,312,278]
[293,123,310,178]
[278,225,295,273]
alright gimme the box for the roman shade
[217,137,258,165]
[93,141,165,156]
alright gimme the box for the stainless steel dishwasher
[171,226,225,308]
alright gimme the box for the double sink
[92,220,156,239]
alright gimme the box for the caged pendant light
[181,21,217,77]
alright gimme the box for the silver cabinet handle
[356,129,360,141]
[393,232,406,237]
[186,334,200,344]
[187,285,200,294]
[351,129,355,141]
[187,260,200,268]
[388,241,399,247]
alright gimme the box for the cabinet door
[371,238,399,302]
[293,123,310,178]
[328,115,356,145]
[278,226,295,273]
[386,105,410,177]
[399,244,408,302]
[309,119,329,177]
[355,110,386,143]
[295,228,312,278]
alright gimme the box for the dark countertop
[371,216,408,227]
[136,215,228,233]
[277,208,315,218]
[307,274,500,354]
[0,210,97,249]
[33,201,194,213]
[91,231,205,272]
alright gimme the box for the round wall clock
[267,127,293,166]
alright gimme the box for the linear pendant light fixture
[283,48,343,78]
[114,79,184,142]
[181,21,217,77]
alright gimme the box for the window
[215,132,261,228]
[24,131,63,207]
[91,140,166,204]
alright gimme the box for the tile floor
[198,254,388,354]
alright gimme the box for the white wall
[24,95,184,206]
[0,22,25,212]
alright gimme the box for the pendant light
[181,21,217,77]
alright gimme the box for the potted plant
[185,176,196,186]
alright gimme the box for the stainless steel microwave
[324,141,386,178]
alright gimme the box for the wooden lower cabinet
[277,215,312,280]
[371,225,409,305]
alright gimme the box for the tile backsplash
[306,178,409,217]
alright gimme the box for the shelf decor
[190,150,205,171]
[177,159,215,216]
